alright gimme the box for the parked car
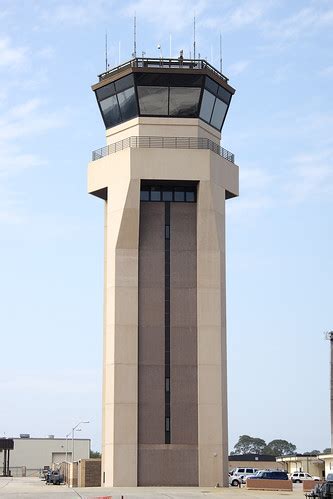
[229,474,242,487]
[244,470,267,482]
[230,467,258,478]
[250,470,289,480]
[326,473,333,482]
[290,471,320,483]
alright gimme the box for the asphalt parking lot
[0,477,305,499]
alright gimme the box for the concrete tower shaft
[88,58,239,487]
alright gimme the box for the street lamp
[65,432,71,462]
[72,421,89,465]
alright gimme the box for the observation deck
[92,57,235,133]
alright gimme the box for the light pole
[65,432,71,462]
[71,421,89,465]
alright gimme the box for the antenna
[193,15,196,60]
[105,31,108,72]
[132,13,137,58]
[219,32,222,73]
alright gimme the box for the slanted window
[117,87,137,122]
[199,90,215,123]
[138,86,168,115]
[169,87,201,117]
[100,95,121,128]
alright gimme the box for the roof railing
[91,136,235,164]
[98,57,229,83]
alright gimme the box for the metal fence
[98,57,229,82]
[92,136,235,164]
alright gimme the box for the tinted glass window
[186,191,195,202]
[210,98,228,130]
[205,77,219,95]
[218,85,232,104]
[114,74,134,92]
[117,87,137,121]
[150,190,161,201]
[138,86,168,115]
[100,95,121,128]
[96,82,116,101]
[169,87,201,117]
[174,190,185,202]
[238,469,245,473]
[140,190,149,201]
[199,90,215,123]
[162,191,173,201]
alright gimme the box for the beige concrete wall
[10,438,90,470]
[196,179,228,487]
[105,117,221,145]
[89,120,239,487]
[228,460,284,471]
[102,168,140,487]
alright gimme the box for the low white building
[276,455,325,478]
[318,453,333,478]
[8,435,90,476]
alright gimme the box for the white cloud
[262,4,333,48]
[122,0,207,33]
[0,97,68,145]
[40,0,114,27]
[228,59,251,76]
[285,151,333,203]
[202,0,275,32]
[319,65,333,77]
[0,37,27,68]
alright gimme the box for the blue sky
[0,0,332,454]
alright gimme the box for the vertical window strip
[165,202,171,444]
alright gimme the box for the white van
[230,467,258,479]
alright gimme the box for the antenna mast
[193,15,196,60]
[133,13,137,58]
[219,32,222,73]
[105,31,108,72]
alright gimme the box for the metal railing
[98,57,229,83]
[92,136,235,164]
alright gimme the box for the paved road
[0,477,305,499]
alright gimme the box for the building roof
[229,454,277,462]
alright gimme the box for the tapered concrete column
[197,177,228,487]
[102,161,140,486]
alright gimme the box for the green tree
[265,439,296,456]
[233,435,267,454]
[90,450,101,458]
[323,448,332,454]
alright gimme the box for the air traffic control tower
[88,57,239,487]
